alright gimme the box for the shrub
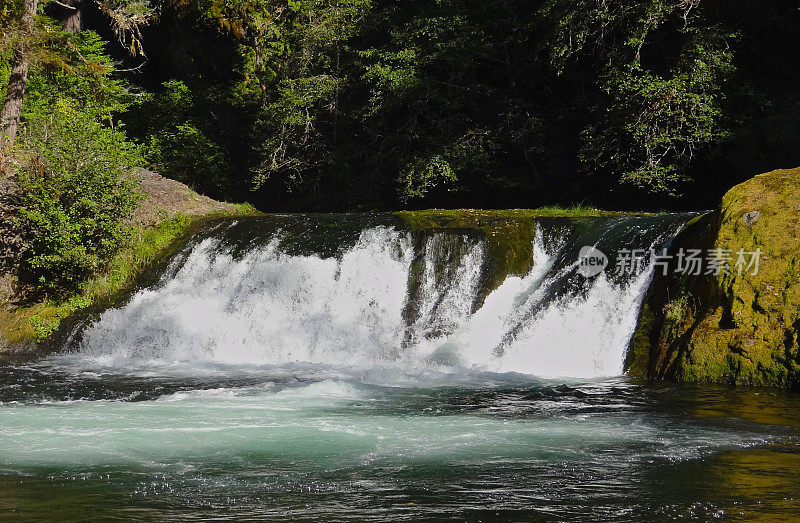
[14,100,143,293]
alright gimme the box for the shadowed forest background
[3,0,800,213]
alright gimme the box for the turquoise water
[1,361,799,520]
[3,214,799,520]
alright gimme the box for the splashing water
[66,214,684,377]
[4,213,800,521]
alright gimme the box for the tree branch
[52,0,77,10]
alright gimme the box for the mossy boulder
[628,168,800,389]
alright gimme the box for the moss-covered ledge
[0,170,261,355]
[628,168,800,389]
[394,207,634,294]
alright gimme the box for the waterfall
[71,214,687,377]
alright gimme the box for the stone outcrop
[628,168,800,388]
[131,168,238,226]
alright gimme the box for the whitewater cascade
[72,214,687,377]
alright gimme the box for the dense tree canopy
[4,0,800,212]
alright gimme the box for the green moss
[28,295,92,342]
[627,301,657,378]
[681,211,711,230]
[393,207,632,228]
[230,202,261,215]
[1,205,261,346]
[630,168,800,389]
[396,208,639,295]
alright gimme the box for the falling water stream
[1,214,799,520]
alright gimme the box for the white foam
[79,227,414,366]
[74,221,673,379]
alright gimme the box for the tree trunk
[0,48,31,145]
[0,0,37,147]
[60,0,85,33]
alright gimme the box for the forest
[2,0,800,291]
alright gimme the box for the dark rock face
[0,176,24,354]
[0,177,23,273]
[628,168,800,389]
[0,177,23,307]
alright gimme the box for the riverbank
[0,169,260,354]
